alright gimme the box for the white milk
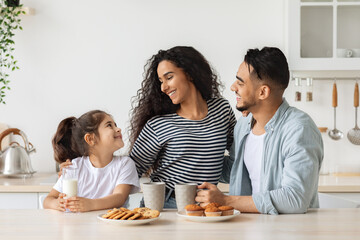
[63,179,78,197]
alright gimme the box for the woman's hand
[58,159,72,177]
[64,197,94,212]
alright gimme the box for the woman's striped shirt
[130,98,236,190]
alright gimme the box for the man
[196,47,323,214]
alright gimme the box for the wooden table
[0,209,359,240]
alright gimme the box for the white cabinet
[0,192,142,210]
[287,0,360,71]
[319,192,360,208]
[0,193,39,209]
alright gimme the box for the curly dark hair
[128,46,223,152]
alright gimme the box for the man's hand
[64,197,93,212]
[195,182,227,208]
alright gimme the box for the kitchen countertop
[0,208,359,240]
[0,173,360,193]
[0,173,58,192]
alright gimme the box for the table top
[0,208,359,240]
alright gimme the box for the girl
[44,110,140,212]
[129,46,236,208]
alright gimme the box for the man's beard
[235,101,255,112]
[236,106,248,112]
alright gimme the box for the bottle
[306,77,313,102]
[294,77,302,102]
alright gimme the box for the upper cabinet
[288,0,360,71]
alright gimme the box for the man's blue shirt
[222,99,323,214]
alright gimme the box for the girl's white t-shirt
[53,156,140,200]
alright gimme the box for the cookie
[128,213,142,220]
[143,209,160,218]
[112,211,127,220]
[102,208,119,218]
[120,211,136,220]
[134,207,150,213]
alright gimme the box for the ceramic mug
[174,183,198,211]
[141,182,165,211]
[337,48,353,58]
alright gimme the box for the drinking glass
[62,166,78,212]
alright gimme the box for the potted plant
[0,0,24,104]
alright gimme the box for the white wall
[285,79,360,174]
[1,0,358,174]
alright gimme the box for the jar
[294,77,302,102]
[306,77,313,102]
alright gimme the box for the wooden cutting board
[0,123,11,149]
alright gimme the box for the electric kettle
[0,128,36,177]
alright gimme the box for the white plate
[177,210,240,223]
[97,213,161,226]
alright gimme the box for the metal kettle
[0,128,36,177]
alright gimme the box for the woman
[129,46,236,208]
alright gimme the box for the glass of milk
[62,166,78,212]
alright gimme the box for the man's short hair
[244,47,290,90]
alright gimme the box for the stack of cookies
[184,203,234,217]
[101,207,160,220]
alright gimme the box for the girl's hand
[58,159,72,177]
[56,193,67,212]
[64,197,93,212]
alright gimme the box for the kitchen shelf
[287,0,360,71]
[300,2,360,6]
[290,70,360,78]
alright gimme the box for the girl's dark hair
[52,110,108,163]
[244,47,290,90]
[128,46,223,152]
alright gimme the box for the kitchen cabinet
[0,193,41,209]
[0,192,143,210]
[319,192,360,208]
[1,174,360,209]
[287,0,360,71]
